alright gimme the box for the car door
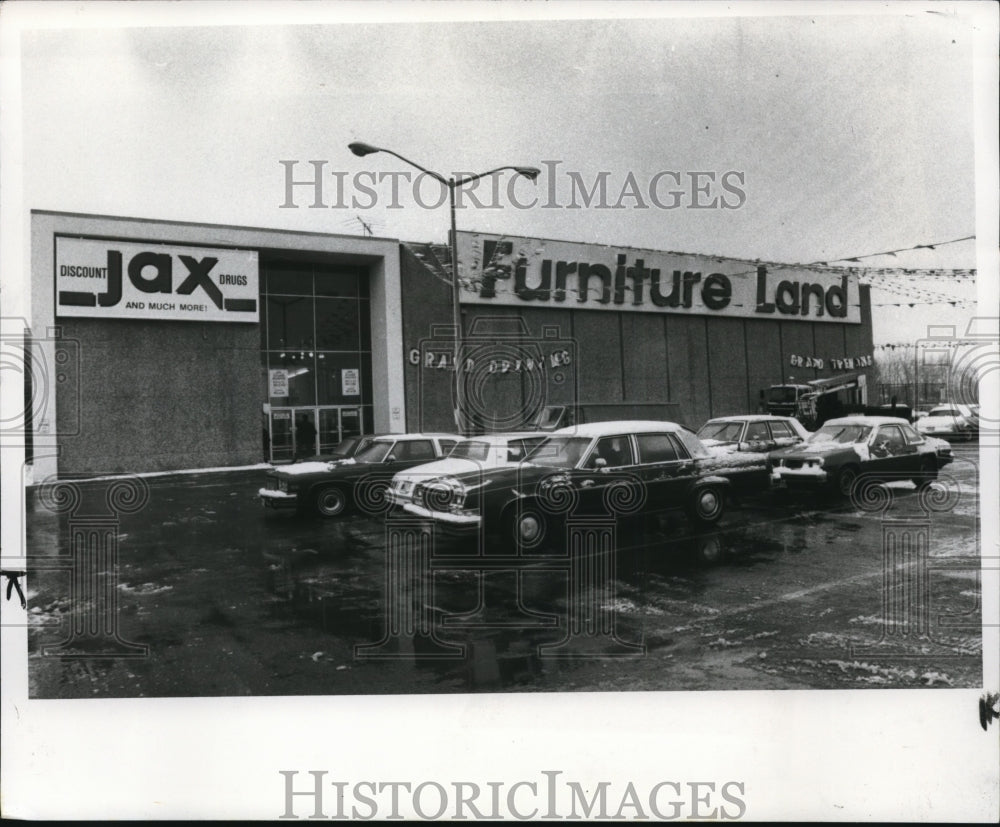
[575,435,639,516]
[633,432,697,513]
[767,419,802,450]
[868,424,913,479]
[744,420,775,452]
[387,439,438,472]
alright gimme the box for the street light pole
[348,142,539,434]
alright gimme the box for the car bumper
[259,488,299,508]
[387,489,414,508]
[770,466,828,487]
[401,502,481,529]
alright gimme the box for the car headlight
[278,479,288,492]
[424,477,468,512]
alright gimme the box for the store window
[261,258,374,430]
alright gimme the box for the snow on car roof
[822,415,910,426]
[702,414,797,423]
[372,433,463,441]
[554,420,684,437]
[457,432,547,444]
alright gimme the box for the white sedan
[916,404,976,441]
[388,432,547,508]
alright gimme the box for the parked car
[696,414,811,493]
[697,414,810,451]
[915,404,976,441]
[769,415,954,497]
[291,433,382,465]
[400,421,734,549]
[388,432,548,509]
[260,433,461,517]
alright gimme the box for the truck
[765,373,868,430]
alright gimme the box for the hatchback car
[400,421,733,549]
[260,433,461,517]
[769,415,953,497]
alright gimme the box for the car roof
[702,415,796,424]
[823,415,910,426]
[458,432,547,443]
[372,433,463,441]
[553,420,684,437]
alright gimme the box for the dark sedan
[260,433,461,517]
[400,420,734,549]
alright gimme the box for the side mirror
[593,457,608,469]
[385,454,397,463]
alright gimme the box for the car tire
[833,465,860,498]
[687,485,726,525]
[313,485,348,518]
[503,503,549,550]
[912,457,937,487]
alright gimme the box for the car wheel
[833,465,860,498]
[687,485,725,525]
[912,457,937,487]
[503,504,549,550]
[314,485,348,518]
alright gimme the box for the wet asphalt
[24,444,983,697]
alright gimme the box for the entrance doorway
[267,405,363,463]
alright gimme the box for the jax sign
[55,237,259,323]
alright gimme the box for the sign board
[269,369,289,398]
[55,237,259,322]
[456,231,861,324]
[341,368,360,396]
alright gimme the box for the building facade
[29,213,874,479]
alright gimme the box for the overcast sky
[9,3,990,343]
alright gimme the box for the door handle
[581,480,595,488]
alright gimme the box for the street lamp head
[348,142,380,157]
[514,166,541,181]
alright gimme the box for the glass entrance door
[269,409,294,463]
[269,406,363,463]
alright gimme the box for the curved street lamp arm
[366,147,449,186]
[454,166,540,187]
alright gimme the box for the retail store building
[28,211,874,479]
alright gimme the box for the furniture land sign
[55,237,259,322]
[456,231,861,324]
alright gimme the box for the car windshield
[928,408,960,417]
[810,424,872,444]
[329,436,361,456]
[448,440,491,461]
[768,386,800,403]
[353,440,393,463]
[697,422,744,442]
[524,436,592,468]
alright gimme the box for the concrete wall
[57,318,259,473]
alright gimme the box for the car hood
[443,462,562,489]
[770,441,856,459]
[269,457,360,478]
[394,456,488,482]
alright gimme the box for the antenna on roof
[356,216,373,237]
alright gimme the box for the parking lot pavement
[23,445,982,697]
